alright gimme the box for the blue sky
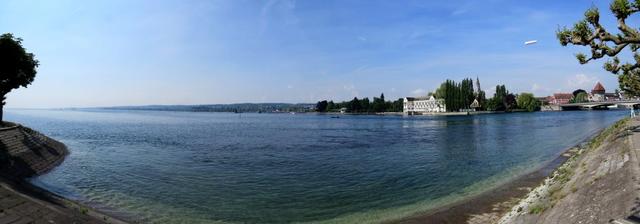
[0,0,632,108]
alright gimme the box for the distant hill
[102,103,316,113]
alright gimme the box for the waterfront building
[590,82,606,101]
[536,97,550,105]
[604,93,622,101]
[470,99,480,110]
[548,93,573,105]
[403,96,446,114]
[588,82,623,102]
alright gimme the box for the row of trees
[433,78,480,112]
[484,85,540,112]
[315,93,403,113]
[433,78,540,112]
[316,79,543,114]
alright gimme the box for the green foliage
[574,92,589,103]
[504,93,517,111]
[572,20,593,42]
[529,204,546,214]
[327,101,335,111]
[588,117,629,149]
[350,97,361,112]
[556,27,571,46]
[372,93,387,112]
[557,0,640,97]
[0,33,39,121]
[316,93,403,113]
[611,0,632,19]
[572,89,587,97]
[315,100,328,112]
[585,7,600,24]
[619,70,640,95]
[516,93,540,112]
[575,53,588,64]
[491,85,508,111]
[433,78,476,112]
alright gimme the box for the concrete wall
[0,123,68,179]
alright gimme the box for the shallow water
[5,109,626,223]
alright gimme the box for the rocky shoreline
[498,117,640,223]
[0,122,127,224]
[395,117,638,224]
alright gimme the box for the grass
[529,204,546,214]
[80,207,88,215]
[570,185,578,193]
[588,117,630,150]
[523,117,630,216]
[553,163,574,185]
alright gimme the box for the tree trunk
[0,102,4,124]
[0,96,4,124]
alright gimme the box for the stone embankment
[499,117,640,224]
[0,123,68,179]
[0,122,126,224]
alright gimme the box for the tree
[485,97,502,111]
[360,97,371,113]
[572,89,587,97]
[575,92,589,103]
[0,33,38,122]
[557,0,640,96]
[315,100,328,112]
[485,85,512,111]
[391,98,403,112]
[434,78,476,112]
[350,97,361,112]
[372,93,386,112]
[516,93,540,112]
[327,101,335,112]
[505,93,517,111]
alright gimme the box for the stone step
[612,215,640,224]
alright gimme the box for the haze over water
[5,109,626,223]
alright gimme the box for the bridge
[558,100,640,110]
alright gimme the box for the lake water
[4,109,627,223]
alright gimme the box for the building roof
[470,99,480,108]
[593,82,605,92]
[553,93,573,100]
[404,96,434,101]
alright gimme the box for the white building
[403,96,446,114]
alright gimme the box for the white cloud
[411,88,426,96]
[357,36,367,42]
[531,83,540,91]
[566,74,598,89]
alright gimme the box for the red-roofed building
[548,93,573,105]
[591,82,606,101]
[592,82,605,94]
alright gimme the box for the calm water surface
[5,109,627,223]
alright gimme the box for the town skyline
[1,0,622,108]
